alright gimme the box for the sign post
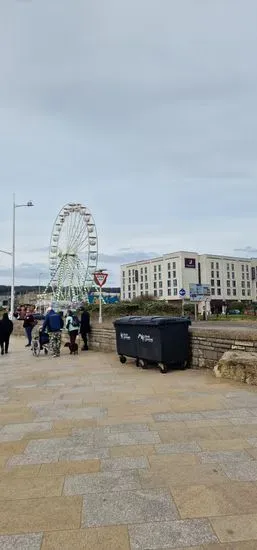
[179,288,186,316]
[94,271,108,324]
[189,284,211,322]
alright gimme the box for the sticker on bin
[120,332,131,340]
[138,333,153,343]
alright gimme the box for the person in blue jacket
[42,307,63,357]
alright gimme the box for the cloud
[98,251,157,265]
[0,0,257,285]
[234,247,257,256]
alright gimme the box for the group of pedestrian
[41,306,90,358]
[0,305,91,358]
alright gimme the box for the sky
[0,0,257,287]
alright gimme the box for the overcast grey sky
[0,0,256,286]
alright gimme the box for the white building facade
[121,251,257,303]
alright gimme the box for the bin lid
[114,316,191,326]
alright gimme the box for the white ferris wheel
[48,203,98,304]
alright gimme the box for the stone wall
[88,323,257,370]
[13,319,257,370]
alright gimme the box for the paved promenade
[1,340,257,549]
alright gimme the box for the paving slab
[82,488,178,526]
[128,519,218,549]
[2,339,257,549]
[0,533,43,550]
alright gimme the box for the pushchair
[32,328,49,357]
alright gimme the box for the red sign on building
[94,272,108,288]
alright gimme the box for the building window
[216,271,220,278]
[140,267,143,274]
[232,272,235,279]
[154,266,157,272]
[216,262,219,269]
[168,288,171,296]
[129,277,131,284]
[145,291,148,296]
[247,281,251,288]
[211,288,215,295]
[232,263,235,270]
[167,280,171,288]
[132,277,135,284]
[246,273,250,280]
[128,292,131,299]
[227,280,230,288]
[173,271,176,278]
[145,283,148,290]
[159,281,163,289]
[211,262,214,269]
[132,284,135,291]
[141,276,143,282]
[217,280,221,287]
[173,262,176,270]
[227,272,230,279]
[211,279,215,286]
[159,290,163,297]
[246,265,249,272]
[154,282,157,289]
[128,270,131,276]
[158,272,162,280]
[242,289,246,296]
[242,273,245,280]
[154,290,157,297]
[154,274,157,281]
[145,275,148,282]
[140,291,143,296]
[247,290,251,296]
[242,281,245,288]
[233,289,237,296]
[227,263,230,270]
[128,285,131,291]
[158,264,161,271]
[140,283,143,290]
[145,267,147,273]
[122,271,125,277]
[133,292,136,298]
[168,271,171,279]
[232,280,236,288]
[211,271,214,278]
[123,293,125,300]
[242,264,244,271]
[173,279,177,286]
[227,289,231,296]
[217,288,221,295]
[173,288,178,296]
[168,263,171,270]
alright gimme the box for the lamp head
[27,201,34,207]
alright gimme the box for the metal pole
[181,299,184,317]
[10,193,16,319]
[99,286,102,324]
[194,302,198,321]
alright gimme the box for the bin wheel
[120,356,127,364]
[136,358,140,367]
[159,362,168,374]
[139,359,148,369]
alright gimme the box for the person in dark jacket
[42,307,63,357]
[80,307,91,350]
[0,312,13,355]
[23,309,36,347]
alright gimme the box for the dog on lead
[64,342,78,355]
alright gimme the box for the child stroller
[32,328,49,357]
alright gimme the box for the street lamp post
[10,193,34,319]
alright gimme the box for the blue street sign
[179,288,186,297]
